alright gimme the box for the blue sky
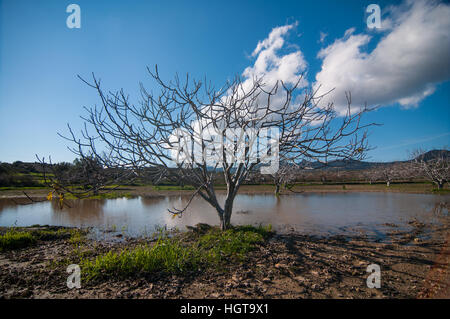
[0,0,449,163]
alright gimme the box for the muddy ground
[0,216,448,299]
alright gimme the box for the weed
[0,230,36,251]
[80,224,273,282]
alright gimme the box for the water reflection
[0,199,20,212]
[140,196,166,206]
[0,192,448,239]
[50,199,106,226]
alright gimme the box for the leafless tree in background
[55,66,375,230]
[411,149,449,189]
[361,168,379,184]
[271,164,302,196]
[379,164,400,187]
[395,161,418,182]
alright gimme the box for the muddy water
[0,192,448,239]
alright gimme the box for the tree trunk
[219,214,227,231]
[275,184,281,196]
[437,181,444,190]
[220,197,234,230]
[220,210,232,230]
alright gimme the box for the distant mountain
[414,149,450,162]
[296,159,383,171]
[296,149,449,171]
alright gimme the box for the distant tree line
[1,149,447,192]
[0,161,42,187]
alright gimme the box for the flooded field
[0,192,448,240]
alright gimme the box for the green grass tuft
[0,227,86,251]
[80,224,273,282]
[194,227,264,265]
[81,238,197,281]
[0,230,36,251]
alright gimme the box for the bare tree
[319,170,329,184]
[395,161,418,183]
[271,163,300,196]
[411,149,449,189]
[361,168,378,185]
[57,66,375,230]
[379,164,400,187]
[377,162,416,187]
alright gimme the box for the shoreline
[1,183,448,201]
[0,218,448,299]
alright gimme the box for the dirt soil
[0,217,448,299]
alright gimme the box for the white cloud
[319,31,328,44]
[169,0,450,163]
[168,23,310,165]
[243,21,308,90]
[343,27,356,38]
[218,22,308,120]
[314,0,450,114]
